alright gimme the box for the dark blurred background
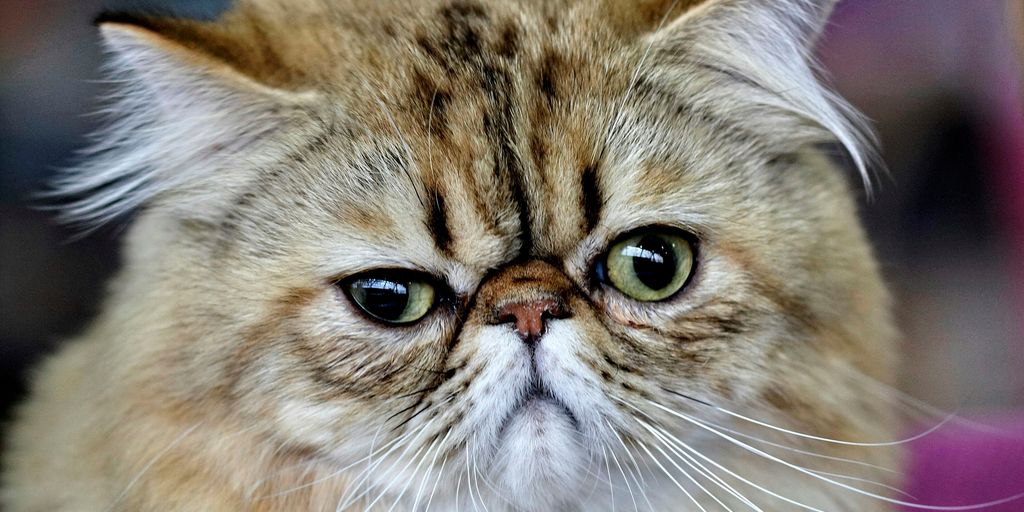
[1,0,232,427]
[820,0,1024,413]
[2,0,1023,502]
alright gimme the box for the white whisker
[692,416,897,474]
[635,439,709,512]
[454,465,463,512]
[608,423,657,511]
[652,424,825,511]
[837,364,1023,438]
[615,398,825,511]
[337,393,457,510]
[106,422,201,512]
[808,469,916,500]
[386,436,440,512]
[261,434,406,499]
[640,422,736,512]
[423,443,450,512]
[606,441,638,512]
[336,421,432,511]
[473,452,516,509]
[640,420,763,512]
[471,433,491,512]
[581,444,610,500]
[410,429,451,512]
[362,444,426,511]
[366,420,388,471]
[648,398,1024,510]
[465,440,481,512]
[671,391,955,447]
[601,445,617,512]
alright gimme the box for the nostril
[540,300,569,320]
[497,311,517,326]
[492,298,569,343]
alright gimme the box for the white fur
[51,24,315,228]
[654,0,881,192]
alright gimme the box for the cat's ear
[649,0,878,189]
[56,11,318,228]
[93,10,312,97]
[653,0,836,59]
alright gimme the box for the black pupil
[631,235,677,290]
[354,279,409,320]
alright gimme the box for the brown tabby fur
[3,0,898,510]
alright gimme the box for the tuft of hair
[654,0,881,193]
[46,18,312,230]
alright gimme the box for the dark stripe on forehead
[480,51,530,255]
[536,49,561,105]
[414,1,490,74]
[528,49,560,177]
[427,187,453,255]
[495,20,520,58]
[509,166,533,255]
[417,0,531,255]
[409,68,451,141]
[581,162,603,233]
[438,1,488,61]
[483,104,531,255]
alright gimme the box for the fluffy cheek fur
[130,110,895,511]
[209,288,447,456]
[192,216,889,511]
[2,0,902,510]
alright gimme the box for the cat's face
[74,0,897,509]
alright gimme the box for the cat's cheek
[601,299,643,327]
[270,398,358,449]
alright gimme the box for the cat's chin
[489,396,587,510]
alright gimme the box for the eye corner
[592,255,609,285]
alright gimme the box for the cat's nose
[476,259,576,344]
[493,298,569,344]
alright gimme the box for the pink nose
[494,299,568,344]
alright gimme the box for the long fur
[4,1,902,511]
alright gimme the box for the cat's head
[67,0,896,508]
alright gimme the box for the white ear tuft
[51,21,313,230]
[656,0,880,192]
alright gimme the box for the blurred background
[2,0,1023,507]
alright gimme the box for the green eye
[345,273,436,324]
[600,229,695,302]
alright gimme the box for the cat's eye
[343,272,437,324]
[597,229,695,302]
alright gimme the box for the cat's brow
[580,161,603,233]
[426,187,453,255]
[414,2,533,257]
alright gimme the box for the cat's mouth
[486,377,590,507]
[496,380,580,440]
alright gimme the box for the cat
[2,0,904,510]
